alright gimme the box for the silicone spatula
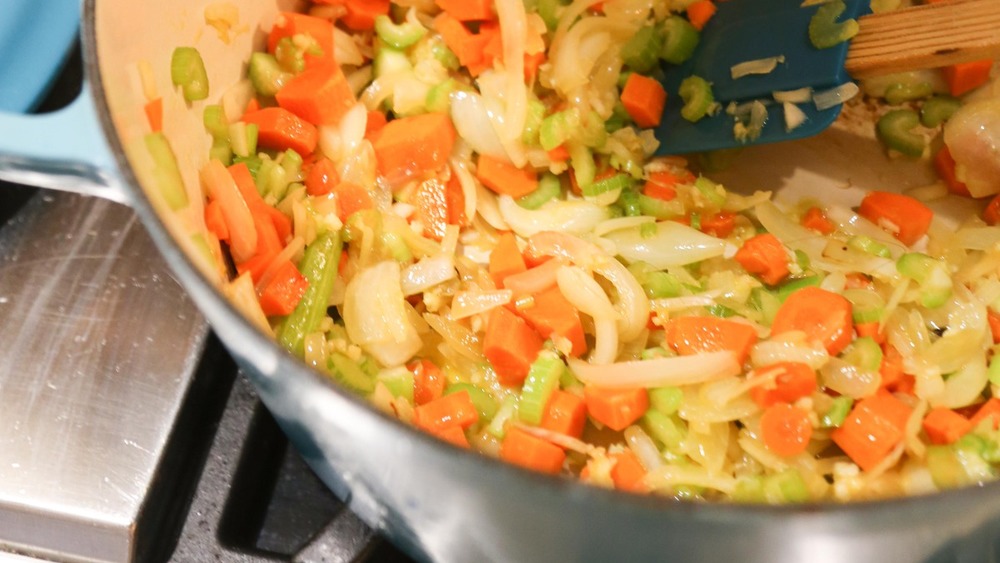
[654,0,1000,155]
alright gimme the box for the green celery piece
[752,286,782,326]
[381,230,413,263]
[536,0,563,31]
[203,104,229,140]
[248,52,290,97]
[274,35,314,74]
[926,445,973,490]
[732,475,767,503]
[378,367,415,403]
[765,469,810,503]
[329,352,376,395]
[521,98,547,146]
[374,45,412,78]
[487,395,518,439]
[641,347,674,360]
[578,110,608,149]
[679,76,715,123]
[649,386,683,415]
[693,175,725,206]
[847,234,891,258]
[642,270,684,299]
[707,304,737,318]
[374,14,427,49]
[539,109,580,151]
[876,109,926,157]
[569,144,596,190]
[446,383,500,420]
[277,231,344,358]
[144,132,189,211]
[620,25,664,73]
[841,336,883,372]
[775,276,822,302]
[637,193,684,219]
[660,16,699,65]
[642,410,685,450]
[896,252,952,308]
[428,36,460,70]
[210,139,233,167]
[582,173,634,198]
[808,0,860,49]
[989,355,1000,386]
[517,172,562,210]
[616,188,643,217]
[920,95,962,127]
[820,395,853,428]
[639,221,657,238]
[171,46,210,102]
[518,351,565,425]
[228,122,259,159]
[843,287,885,324]
[884,82,933,105]
[426,78,460,114]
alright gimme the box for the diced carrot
[502,258,563,297]
[801,206,835,234]
[372,112,456,185]
[922,407,973,445]
[540,390,587,439]
[844,272,874,290]
[445,173,467,227]
[200,159,258,263]
[484,306,544,386]
[569,165,617,196]
[477,154,539,198]
[517,285,587,357]
[305,157,340,196]
[831,393,912,471]
[500,427,566,474]
[969,398,1000,430]
[434,425,471,448]
[228,162,294,245]
[243,98,260,117]
[857,190,933,246]
[760,402,813,457]
[333,182,375,223]
[686,0,717,30]
[259,260,310,316]
[435,0,494,21]
[988,309,1000,344]
[771,286,853,356]
[984,194,1000,226]
[610,450,648,493]
[855,321,885,345]
[934,145,971,197]
[584,385,649,432]
[644,182,676,202]
[942,59,994,97]
[409,358,446,405]
[620,73,667,129]
[267,12,336,68]
[434,14,485,70]
[489,232,527,287]
[413,390,480,434]
[663,316,759,365]
[242,107,318,157]
[878,343,906,391]
[415,177,451,241]
[365,110,387,139]
[700,211,736,238]
[339,0,391,31]
[276,63,356,126]
[735,233,790,286]
[749,362,817,408]
[144,97,163,132]
[204,199,229,242]
[547,145,570,163]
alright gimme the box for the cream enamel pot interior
[2,1,1000,561]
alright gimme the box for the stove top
[0,42,413,563]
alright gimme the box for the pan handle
[0,87,132,206]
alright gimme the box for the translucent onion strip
[450,289,513,320]
[567,352,741,388]
[400,255,457,296]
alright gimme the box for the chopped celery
[536,0,563,31]
[766,469,810,503]
[689,213,702,231]
[620,25,663,73]
[426,78,459,113]
[518,172,562,210]
[794,249,811,271]
[234,154,262,177]
[582,173,634,198]
[578,110,608,149]
[841,336,883,372]
[428,36,460,70]
[884,82,932,105]
[381,230,413,262]
[752,287,782,325]
[274,35,319,73]
[228,122,259,159]
[569,144,596,190]
[374,14,427,49]
[171,47,210,102]
[522,98,547,146]
[203,104,229,140]
[660,16,700,65]
[518,351,565,425]
[617,188,643,217]
[629,262,685,298]
[144,132,189,211]
[638,193,684,219]
[732,476,766,503]
[920,95,962,128]
[843,288,885,324]
[642,410,686,450]
[445,383,500,420]
[847,234,891,258]
[641,347,674,360]
[605,101,631,133]
[649,386,683,415]
[808,0,860,49]
[248,52,290,97]
[896,252,952,308]
[329,351,376,394]
[926,444,986,490]
[374,46,412,78]
[679,76,715,123]
[707,304,737,318]
[639,221,657,238]
[539,109,580,151]
[378,367,415,403]
[989,355,1000,386]
[693,175,726,207]
[277,231,343,358]
[820,396,853,428]
[775,276,821,303]
[487,395,518,438]
[876,109,926,157]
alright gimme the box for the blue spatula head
[654,0,870,155]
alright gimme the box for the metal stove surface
[0,45,413,563]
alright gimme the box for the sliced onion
[343,261,423,367]
[593,215,655,237]
[625,426,664,471]
[423,313,485,363]
[731,55,785,79]
[601,221,727,269]
[825,204,907,258]
[497,195,610,238]
[820,357,880,399]
[450,90,508,159]
[643,465,738,495]
[754,201,826,260]
[772,87,813,103]
[930,357,989,409]
[557,265,618,320]
[567,352,741,388]
[813,82,860,111]
[783,102,807,132]
[750,337,830,370]
[503,258,565,296]
[400,255,457,296]
[333,27,365,66]
[450,290,513,320]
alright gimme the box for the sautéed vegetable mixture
[146,0,1000,502]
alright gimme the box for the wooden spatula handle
[845,0,1000,80]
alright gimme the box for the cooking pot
[3,1,1000,561]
